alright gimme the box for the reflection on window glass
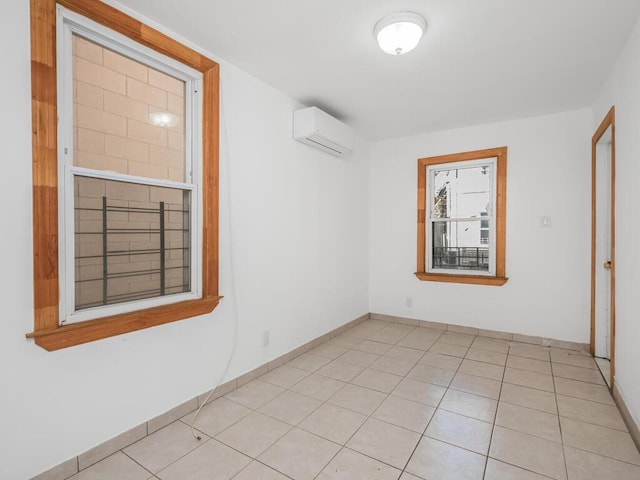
[72,34,186,182]
[432,164,491,219]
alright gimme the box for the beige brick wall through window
[72,35,186,183]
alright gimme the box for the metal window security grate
[432,246,490,271]
[74,194,191,310]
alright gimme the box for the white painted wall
[369,109,593,342]
[5,0,638,476]
[0,2,369,478]
[592,15,640,438]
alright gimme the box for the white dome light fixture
[374,12,426,56]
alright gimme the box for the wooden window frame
[416,147,508,286]
[28,0,221,351]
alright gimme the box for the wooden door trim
[590,106,615,389]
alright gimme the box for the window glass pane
[74,176,191,310]
[432,164,492,219]
[431,220,489,271]
[72,34,186,182]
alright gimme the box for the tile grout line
[231,458,295,480]
[555,443,640,468]
[307,323,444,478]
[173,383,299,478]
[259,322,636,476]
[285,324,632,474]
[305,322,421,478]
[120,448,161,478]
[486,458,557,480]
[194,330,352,461]
[326,323,427,477]
[486,344,581,479]
[149,421,244,478]
[463,342,638,469]
[263,355,350,480]
[553,357,571,480]
[60,318,638,480]
[396,328,463,479]
[481,339,510,480]
[47,315,568,479]
[260,320,412,479]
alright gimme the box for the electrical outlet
[262,330,270,347]
[406,297,413,308]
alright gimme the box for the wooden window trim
[28,0,221,351]
[416,147,508,286]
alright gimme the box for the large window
[29,0,220,350]
[416,147,507,286]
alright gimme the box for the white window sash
[56,6,204,325]
[426,158,497,276]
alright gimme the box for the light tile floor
[68,320,640,480]
[595,357,611,387]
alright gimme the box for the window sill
[415,272,508,286]
[26,296,222,351]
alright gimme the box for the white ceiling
[113,0,640,140]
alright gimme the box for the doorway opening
[591,106,615,389]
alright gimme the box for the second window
[416,147,507,285]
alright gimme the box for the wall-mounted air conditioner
[293,106,355,157]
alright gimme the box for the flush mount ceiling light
[374,12,426,55]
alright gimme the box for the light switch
[540,216,551,228]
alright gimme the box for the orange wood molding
[29,0,220,349]
[27,297,223,351]
[415,272,508,286]
[416,146,507,286]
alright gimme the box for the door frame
[590,106,616,389]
